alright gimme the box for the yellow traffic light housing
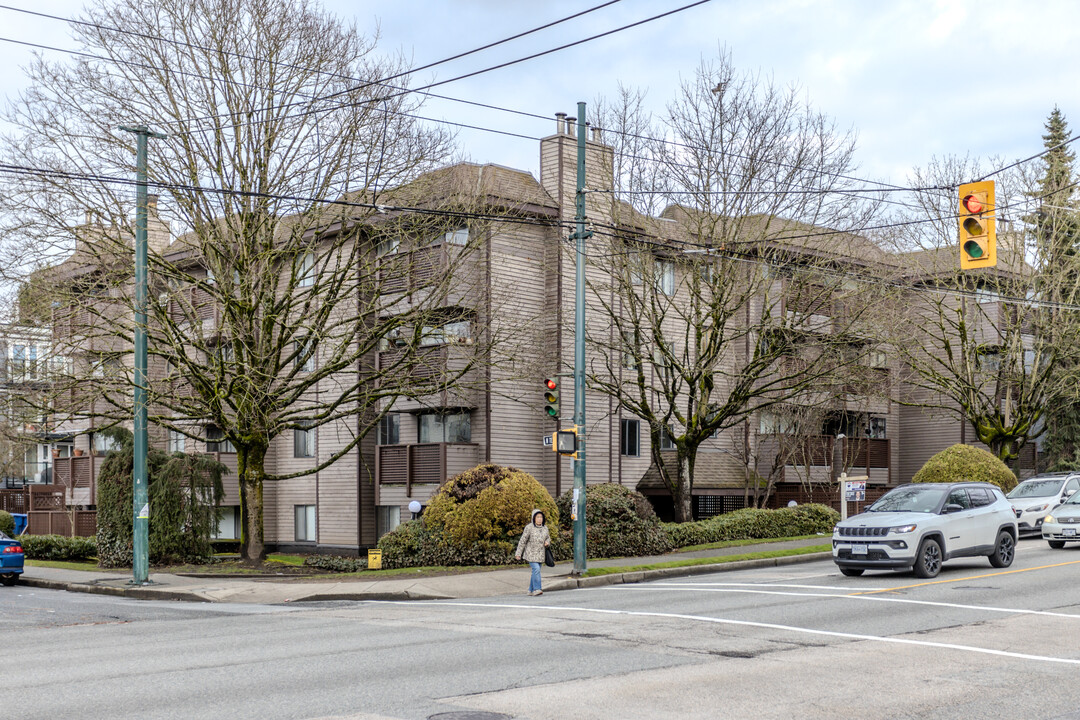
[552,429,579,456]
[543,377,559,419]
[958,180,996,269]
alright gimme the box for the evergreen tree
[1031,108,1080,469]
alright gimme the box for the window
[213,507,239,539]
[659,425,676,451]
[869,350,887,369]
[978,349,1001,373]
[968,488,993,508]
[376,235,400,257]
[1066,478,1080,496]
[294,505,316,542]
[11,345,25,379]
[378,414,400,445]
[167,429,185,453]
[206,425,236,453]
[759,411,796,435]
[439,227,468,245]
[92,432,120,456]
[418,411,471,443]
[420,320,472,347]
[976,286,1000,304]
[294,424,315,458]
[867,417,887,440]
[946,488,972,510]
[298,252,315,287]
[620,418,640,457]
[377,505,401,538]
[657,260,675,295]
[295,338,314,372]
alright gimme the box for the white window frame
[167,429,186,453]
[294,504,316,542]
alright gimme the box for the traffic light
[552,429,578,455]
[958,180,996,269]
[543,377,559,418]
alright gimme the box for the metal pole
[572,101,588,574]
[119,124,165,585]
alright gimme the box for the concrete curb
[554,551,834,591]
[15,550,832,603]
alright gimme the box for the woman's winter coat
[515,509,551,563]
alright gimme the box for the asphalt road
[7,538,1080,720]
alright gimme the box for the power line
[975,133,1080,183]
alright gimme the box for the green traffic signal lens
[963,240,984,258]
[546,406,558,416]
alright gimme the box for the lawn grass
[675,534,825,553]
[265,553,306,566]
[581,544,831,577]
[25,559,100,571]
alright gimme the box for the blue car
[0,530,23,586]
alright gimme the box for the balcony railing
[376,442,480,495]
[53,455,102,504]
[377,244,458,294]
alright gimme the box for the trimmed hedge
[303,555,367,573]
[19,534,97,561]
[378,463,562,569]
[912,444,1017,492]
[0,510,13,537]
[663,504,839,548]
[555,483,671,559]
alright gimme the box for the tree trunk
[236,440,268,561]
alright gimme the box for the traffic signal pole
[119,124,165,586]
[571,102,589,574]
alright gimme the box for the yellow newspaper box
[367,549,382,570]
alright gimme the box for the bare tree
[0,0,496,559]
[890,156,1080,463]
[585,54,885,522]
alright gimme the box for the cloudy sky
[0,0,1077,187]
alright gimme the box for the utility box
[367,549,382,570]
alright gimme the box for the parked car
[0,530,24,586]
[1041,492,1080,548]
[833,482,1018,579]
[1007,473,1080,536]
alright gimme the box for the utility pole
[119,124,165,586]
[571,101,591,574]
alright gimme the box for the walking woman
[515,509,551,596]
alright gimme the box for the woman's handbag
[544,547,556,567]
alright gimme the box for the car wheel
[989,531,1015,568]
[0,573,16,587]
[839,567,864,577]
[913,538,942,578]
[1048,540,1067,549]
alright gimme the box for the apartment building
[34,115,1035,552]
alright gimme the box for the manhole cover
[428,713,513,720]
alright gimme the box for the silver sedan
[1042,496,1080,548]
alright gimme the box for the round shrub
[555,483,671,558]
[0,511,13,537]
[424,464,558,546]
[912,444,1017,492]
[18,534,97,561]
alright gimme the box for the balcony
[774,435,890,481]
[53,455,103,505]
[376,243,481,310]
[376,442,480,495]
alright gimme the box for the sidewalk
[15,537,831,605]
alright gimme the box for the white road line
[604,585,1080,619]
[651,582,890,591]
[378,600,1080,666]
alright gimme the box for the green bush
[0,511,13,537]
[303,555,367,572]
[663,504,839,548]
[555,483,671,559]
[424,463,558,545]
[95,427,226,568]
[377,519,522,569]
[912,444,1017,492]
[19,534,97,561]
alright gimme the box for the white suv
[1007,473,1080,536]
[833,482,1018,578]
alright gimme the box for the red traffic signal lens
[963,194,983,214]
[545,379,557,390]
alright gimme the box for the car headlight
[891,524,917,534]
[1045,514,1056,523]
[1027,504,1049,513]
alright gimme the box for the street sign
[543,435,552,447]
[367,549,382,570]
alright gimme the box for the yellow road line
[850,558,1080,596]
